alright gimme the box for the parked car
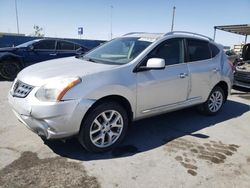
[8,31,233,152]
[233,43,250,89]
[0,39,89,80]
[225,49,241,65]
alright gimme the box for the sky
[0,0,249,47]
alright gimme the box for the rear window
[209,43,220,57]
[187,39,211,62]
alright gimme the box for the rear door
[136,38,190,117]
[56,40,77,58]
[186,39,221,101]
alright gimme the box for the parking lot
[0,80,250,188]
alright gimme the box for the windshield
[16,39,41,48]
[82,37,153,65]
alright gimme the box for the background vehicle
[225,49,241,65]
[234,43,250,89]
[0,39,89,80]
[8,31,233,152]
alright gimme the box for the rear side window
[209,43,220,57]
[187,39,211,62]
[57,41,75,50]
[75,44,82,50]
[33,40,56,50]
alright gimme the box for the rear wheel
[78,101,129,152]
[0,60,21,80]
[198,86,225,115]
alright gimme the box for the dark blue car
[0,39,89,80]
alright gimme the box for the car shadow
[44,99,249,161]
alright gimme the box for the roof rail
[165,31,213,41]
[123,32,151,36]
[123,32,164,36]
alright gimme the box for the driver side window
[33,40,56,50]
[146,38,184,66]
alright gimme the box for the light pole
[171,6,176,32]
[14,0,20,34]
[110,5,113,39]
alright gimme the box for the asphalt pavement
[0,81,250,188]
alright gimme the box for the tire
[78,101,129,152]
[198,86,225,115]
[0,60,21,81]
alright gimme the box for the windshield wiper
[87,58,97,63]
[80,56,118,65]
[81,56,99,63]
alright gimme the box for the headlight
[35,77,81,102]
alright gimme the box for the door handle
[212,68,219,73]
[49,53,57,56]
[179,73,188,79]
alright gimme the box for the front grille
[234,71,250,83]
[11,80,34,98]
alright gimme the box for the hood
[17,56,118,86]
[0,47,17,52]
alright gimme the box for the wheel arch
[81,95,134,128]
[213,81,229,102]
[0,53,24,68]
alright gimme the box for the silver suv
[8,31,233,152]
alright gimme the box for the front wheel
[0,60,21,81]
[78,101,129,152]
[198,86,225,115]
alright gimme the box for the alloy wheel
[208,90,223,112]
[89,110,124,148]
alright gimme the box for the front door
[25,40,57,66]
[136,38,189,117]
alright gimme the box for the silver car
[8,31,233,152]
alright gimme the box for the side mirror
[76,48,86,56]
[134,58,165,72]
[146,58,165,69]
[28,45,34,51]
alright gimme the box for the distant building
[0,32,105,48]
[0,32,25,37]
[223,46,230,51]
[233,43,245,54]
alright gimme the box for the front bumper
[233,80,250,89]
[8,90,94,139]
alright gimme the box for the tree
[32,25,44,37]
